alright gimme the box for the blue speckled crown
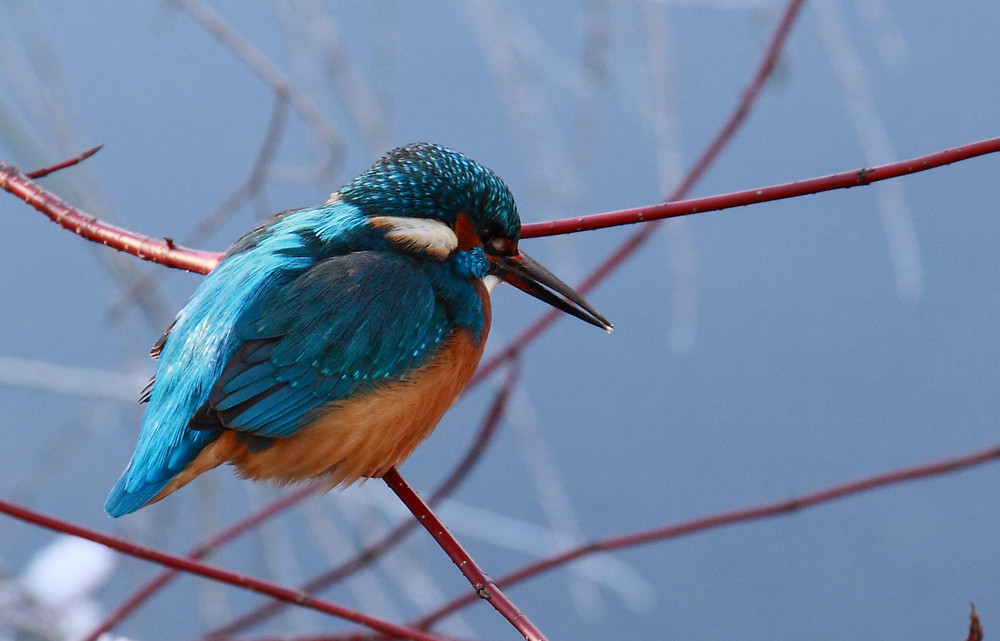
[340,143,521,241]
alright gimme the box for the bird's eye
[486,236,515,256]
[477,221,516,256]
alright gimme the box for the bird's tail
[104,470,168,518]
[104,429,221,517]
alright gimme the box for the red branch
[521,136,1000,238]
[0,161,221,275]
[0,495,452,641]
[26,145,104,179]
[383,468,547,641]
[967,604,983,641]
[81,483,321,641]
[413,444,1000,628]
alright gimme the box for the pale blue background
[0,2,997,640]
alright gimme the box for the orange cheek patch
[454,213,482,251]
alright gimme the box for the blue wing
[105,204,464,516]
[194,251,449,437]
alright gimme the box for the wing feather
[201,251,449,439]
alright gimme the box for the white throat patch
[483,274,501,293]
[369,216,458,260]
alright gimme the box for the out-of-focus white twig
[0,356,146,403]
[850,0,910,69]
[814,0,923,301]
[640,3,700,354]
[3,536,119,641]
[169,0,344,181]
[507,387,607,618]
[345,484,656,613]
[293,0,391,153]
[298,496,403,624]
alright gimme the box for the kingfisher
[105,142,611,517]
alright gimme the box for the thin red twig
[81,483,321,641]
[414,444,1000,628]
[0,495,451,641]
[25,145,104,179]
[521,135,1000,238]
[383,468,547,641]
[967,603,983,641]
[207,359,521,638]
[0,160,221,274]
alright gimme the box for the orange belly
[150,320,489,506]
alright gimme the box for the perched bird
[105,143,611,517]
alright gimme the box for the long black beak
[491,251,612,331]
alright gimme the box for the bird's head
[340,143,611,331]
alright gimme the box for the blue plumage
[106,143,610,517]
